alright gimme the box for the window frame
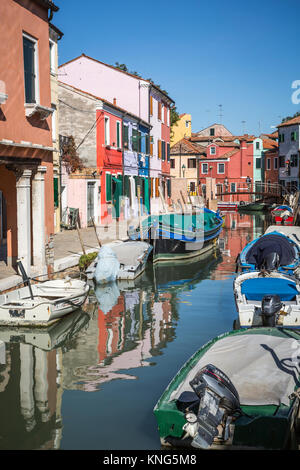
[210,146,216,155]
[116,120,121,148]
[202,162,208,174]
[23,32,40,105]
[217,162,225,174]
[104,116,110,146]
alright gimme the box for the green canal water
[0,212,272,450]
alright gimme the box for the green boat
[238,201,269,213]
[154,327,300,450]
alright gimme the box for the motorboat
[154,327,300,450]
[234,270,300,328]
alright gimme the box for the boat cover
[245,233,296,267]
[169,334,300,406]
[241,277,298,301]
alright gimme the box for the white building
[277,116,300,192]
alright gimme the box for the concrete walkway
[0,218,135,290]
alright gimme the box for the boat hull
[0,280,90,327]
[154,327,300,450]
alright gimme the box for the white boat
[234,270,300,328]
[0,310,90,350]
[0,278,90,327]
[86,240,152,284]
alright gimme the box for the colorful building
[58,54,174,214]
[277,116,300,192]
[170,113,192,146]
[0,0,59,275]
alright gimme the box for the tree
[281,111,300,123]
[61,135,85,173]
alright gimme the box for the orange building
[0,0,59,275]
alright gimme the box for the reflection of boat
[238,201,269,212]
[0,278,90,326]
[237,231,300,277]
[129,209,223,263]
[217,201,238,212]
[153,250,222,293]
[154,327,300,450]
[86,240,152,283]
[234,271,300,328]
[94,283,120,314]
[0,310,90,350]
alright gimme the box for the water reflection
[0,212,270,449]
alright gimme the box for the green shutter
[132,129,138,151]
[53,177,59,208]
[167,143,170,161]
[167,179,171,197]
[123,124,129,148]
[106,173,112,201]
[138,131,142,152]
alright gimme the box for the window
[202,163,208,174]
[51,104,56,141]
[210,128,215,136]
[123,124,129,148]
[210,146,216,155]
[256,158,261,169]
[132,128,139,151]
[279,156,285,167]
[49,39,55,74]
[150,96,153,116]
[161,141,165,161]
[279,133,285,143]
[188,158,196,168]
[185,120,189,128]
[23,34,39,104]
[291,154,298,167]
[158,102,162,120]
[230,183,236,193]
[256,141,260,150]
[116,121,121,148]
[104,116,110,145]
[167,143,170,161]
[218,163,225,174]
[170,159,175,169]
[161,104,164,123]
[106,173,112,201]
[274,157,278,169]
[267,158,271,170]
[145,135,150,154]
[291,131,298,141]
[138,131,142,153]
[167,108,170,127]
[157,139,161,158]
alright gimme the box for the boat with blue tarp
[128,208,223,264]
[236,231,300,277]
[233,270,300,328]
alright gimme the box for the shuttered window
[123,124,129,148]
[145,135,150,154]
[150,96,153,116]
[167,179,171,197]
[23,35,37,103]
[132,128,139,151]
[155,178,160,197]
[53,177,59,208]
[158,139,161,159]
[116,121,121,148]
[106,173,112,201]
[158,102,162,120]
[167,143,170,162]
[161,141,165,161]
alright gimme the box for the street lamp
[182,164,186,178]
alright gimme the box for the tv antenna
[218,104,223,124]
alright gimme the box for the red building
[198,139,253,202]
[96,105,123,223]
[263,139,279,190]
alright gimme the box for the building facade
[0,0,59,274]
[277,116,300,192]
[170,113,192,146]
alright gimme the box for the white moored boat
[0,278,90,327]
[234,270,300,329]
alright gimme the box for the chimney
[113,98,117,105]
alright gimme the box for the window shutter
[155,178,159,197]
[167,179,171,197]
[162,141,165,161]
[138,131,142,153]
[158,140,161,158]
[106,173,112,201]
[150,178,154,198]
[123,124,129,148]
[53,177,59,208]
[167,143,170,162]
[132,128,138,151]
[150,96,153,116]
[158,102,161,120]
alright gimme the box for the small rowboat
[0,263,89,327]
[234,271,300,328]
[154,327,300,450]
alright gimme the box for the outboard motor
[259,251,280,273]
[261,294,282,327]
[183,364,241,449]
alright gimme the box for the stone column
[20,343,36,432]
[16,169,32,274]
[32,166,47,272]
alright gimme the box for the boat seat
[241,277,299,301]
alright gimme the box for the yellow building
[170,113,192,146]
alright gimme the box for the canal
[0,212,271,450]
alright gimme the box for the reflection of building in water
[213,212,254,279]
[62,289,176,392]
[0,343,61,449]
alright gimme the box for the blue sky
[54,0,300,136]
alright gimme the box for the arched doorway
[0,190,7,264]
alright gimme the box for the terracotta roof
[59,54,174,103]
[277,116,300,128]
[58,81,151,128]
[170,138,206,155]
[263,138,278,150]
